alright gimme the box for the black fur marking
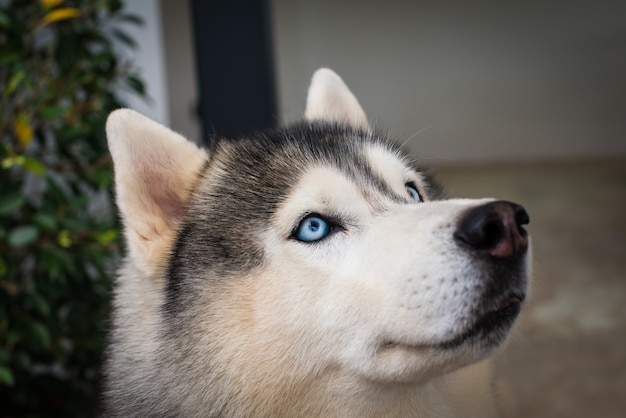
[162,122,439,323]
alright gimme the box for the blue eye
[295,215,330,242]
[406,183,422,202]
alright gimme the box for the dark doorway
[190,0,277,144]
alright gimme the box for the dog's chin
[367,296,523,383]
[438,292,524,350]
[381,292,525,354]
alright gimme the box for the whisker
[399,125,434,148]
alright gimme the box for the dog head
[107,69,530,409]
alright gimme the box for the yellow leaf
[13,117,33,147]
[39,7,80,26]
[96,229,118,245]
[2,156,26,169]
[41,0,64,8]
[57,230,72,248]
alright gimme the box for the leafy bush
[0,0,144,415]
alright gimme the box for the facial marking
[274,166,370,238]
[365,144,426,202]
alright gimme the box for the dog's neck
[278,364,497,418]
[189,361,498,418]
[298,376,456,418]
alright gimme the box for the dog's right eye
[293,215,331,242]
[405,182,423,202]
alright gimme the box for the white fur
[305,68,370,130]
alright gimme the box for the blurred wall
[272,0,626,162]
[153,0,626,162]
[117,0,169,125]
[160,0,201,143]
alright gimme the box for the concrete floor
[431,159,626,418]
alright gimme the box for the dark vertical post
[190,0,277,143]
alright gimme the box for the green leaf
[0,366,15,387]
[41,105,66,120]
[0,193,25,215]
[8,225,39,248]
[5,70,26,96]
[2,155,26,169]
[22,157,46,175]
[92,52,116,72]
[112,29,136,48]
[31,293,51,317]
[93,168,113,188]
[41,247,76,278]
[6,330,22,345]
[29,321,51,348]
[33,213,57,230]
[4,155,47,177]
[0,11,10,28]
[109,0,123,14]
[96,229,118,245]
[0,52,19,65]
[67,196,88,211]
[119,13,144,26]
[126,75,145,96]
[13,352,31,370]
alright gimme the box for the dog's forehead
[364,143,419,193]
[186,122,448,241]
[281,145,415,215]
[208,123,420,202]
[174,123,400,280]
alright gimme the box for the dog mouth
[380,292,525,352]
[438,292,525,350]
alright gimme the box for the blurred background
[1,0,624,416]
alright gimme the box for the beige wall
[158,0,626,162]
[160,0,201,144]
[118,0,169,124]
[272,0,626,162]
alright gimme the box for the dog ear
[305,68,369,130]
[106,109,207,277]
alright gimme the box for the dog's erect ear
[106,109,207,277]
[305,68,369,130]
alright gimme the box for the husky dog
[104,68,530,417]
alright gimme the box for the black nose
[454,201,529,258]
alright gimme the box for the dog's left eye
[405,183,422,202]
[294,215,331,242]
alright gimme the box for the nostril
[483,218,504,248]
[515,205,529,223]
[514,204,530,233]
[455,201,529,259]
[453,210,503,250]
